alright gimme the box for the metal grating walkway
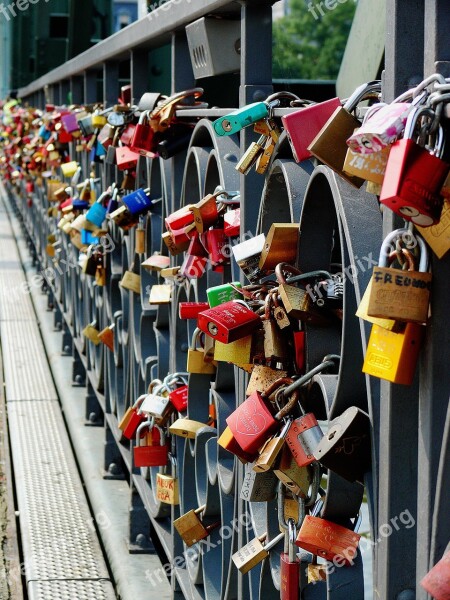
[0,187,116,600]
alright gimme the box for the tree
[273,0,357,80]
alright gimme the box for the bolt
[64,345,71,354]
[136,534,148,548]
[75,374,83,384]
[89,412,98,423]
[397,591,415,600]
[253,90,267,102]
[181,343,189,353]
[108,463,120,476]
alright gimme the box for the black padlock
[157,127,193,160]
[313,406,371,483]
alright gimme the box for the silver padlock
[240,462,279,502]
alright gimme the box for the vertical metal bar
[84,70,97,104]
[103,61,120,107]
[60,80,70,105]
[239,1,273,236]
[170,32,194,215]
[54,84,62,106]
[416,1,450,594]
[70,76,84,105]
[378,2,425,599]
[130,49,148,105]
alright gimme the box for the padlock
[149,284,172,304]
[274,446,313,497]
[224,207,240,237]
[253,419,292,473]
[308,81,382,187]
[109,206,138,231]
[343,144,390,184]
[156,454,180,505]
[122,187,153,216]
[98,324,115,352]
[314,406,371,483]
[246,365,288,396]
[165,205,195,232]
[169,418,206,439]
[129,111,155,158]
[346,101,411,154]
[262,294,288,363]
[61,112,80,134]
[187,329,217,374]
[174,505,219,547]
[120,123,136,145]
[180,253,208,279]
[240,462,278,502]
[276,263,327,325]
[169,385,189,412]
[296,514,360,565]
[367,231,431,323]
[236,134,267,175]
[258,223,299,272]
[121,171,136,191]
[116,145,139,170]
[420,548,450,600]
[363,321,425,385]
[286,413,323,468]
[218,426,257,463]
[157,127,192,159]
[232,532,284,574]
[86,199,107,228]
[207,282,242,307]
[231,233,266,283]
[225,390,279,454]
[142,255,171,272]
[203,228,227,265]
[119,395,146,439]
[214,102,270,136]
[214,335,253,366]
[135,218,146,254]
[416,197,450,258]
[190,193,219,233]
[307,556,327,583]
[134,422,168,468]
[162,230,190,255]
[197,300,261,344]
[78,114,94,137]
[179,302,210,319]
[380,105,449,226]
[82,322,101,345]
[120,271,141,294]
[60,160,79,178]
[140,388,173,421]
[293,331,305,373]
[282,96,341,163]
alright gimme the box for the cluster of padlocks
[1,72,449,598]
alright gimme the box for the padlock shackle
[343,80,382,113]
[288,519,297,563]
[378,228,429,272]
[281,356,340,399]
[263,531,285,552]
[135,418,154,442]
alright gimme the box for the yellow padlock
[60,161,79,178]
[187,329,217,374]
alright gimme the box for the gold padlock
[232,532,284,574]
[156,455,179,505]
[274,446,313,497]
[253,420,291,473]
[416,197,450,259]
[141,255,171,271]
[135,220,146,254]
[342,133,390,184]
[82,322,101,345]
[120,270,141,294]
[258,223,299,272]
[187,329,217,375]
[174,505,214,547]
[169,418,206,439]
[276,263,327,325]
[149,284,172,304]
[246,365,288,396]
[362,322,425,385]
[214,335,253,365]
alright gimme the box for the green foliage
[273,0,357,80]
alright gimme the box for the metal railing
[8,1,450,599]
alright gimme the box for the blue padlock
[81,230,99,245]
[72,199,90,210]
[213,102,269,137]
[86,200,107,227]
[122,188,152,216]
[38,124,51,141]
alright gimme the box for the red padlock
[280,519,301,600]
[226,391,278,454]
[286,413,324,467]
[116,145,139,171]
[380,105,449,226]
[224,208,240,237]
[420,549,450,600]
[130,111,156,158]
[120,123,136,146]
[165,205,195,232]
[121,395,147,440]
[197,300,261,344]
[296,515,360,565]
[293,331,305,373]
[133,422,168,468]
[203,228,227,265]
[169,385,189,412]
[179,302,210,319]
[180,253,208,279]
[282,97,341,163]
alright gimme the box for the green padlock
[213,102,269,136]
[207,282,242,307]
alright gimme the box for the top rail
[17,0,239,99]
